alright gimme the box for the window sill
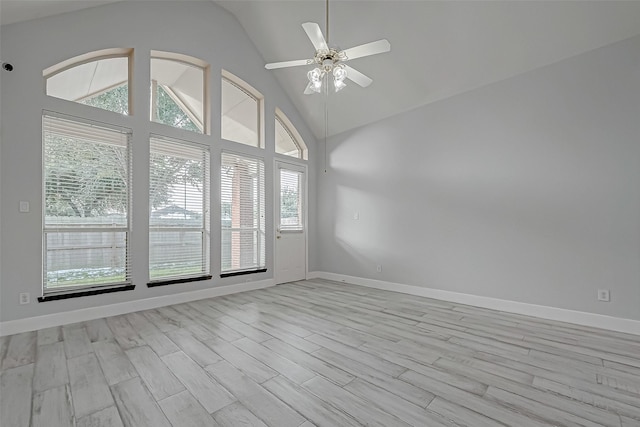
[220,268,267,278]
[38,284,135,302]
[147,275,212,288]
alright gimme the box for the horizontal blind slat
[43,114,129,146]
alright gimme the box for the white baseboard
[306,271,321,280]
[309,271,640,336]
[5,273,638,337]
[0,279,274,337]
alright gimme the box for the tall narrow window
[275,108,307,160]
[149,136,210,282]
[221,72,263,147]
[43,114,131,293]
[221,152,265,274]
[44,49,131,115]
[151,52,207,134]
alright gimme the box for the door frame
[273,158,308,284]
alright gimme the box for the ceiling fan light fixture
[333,65,346,80]
[308,67,322,82]
[322,57,335,72]
[333,65,347,92]
[307,67,324,93]
[311,81,323,93]
[305,81,322,94]
[333,78,346,92]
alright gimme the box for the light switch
[353,212,359,220]
[19,201,30,213]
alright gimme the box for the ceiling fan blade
[344,65,373,87]
[342,39,391,61]
[265,59,311,70]
[302,22,328,51]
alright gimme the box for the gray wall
[0,1,318,322]
[318,35,640,321]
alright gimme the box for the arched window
[275,108,308,160]
[151,51,208,134]
[44,48,132,115]
[221,70,264,148]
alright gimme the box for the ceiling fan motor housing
[321,58,334,72]
[315,48,345,72]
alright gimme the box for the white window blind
[221,152,265,273]
[279,169,303,231]
[43,113,131,292]
[149,136,210,281]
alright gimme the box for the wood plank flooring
[1,279,639,427]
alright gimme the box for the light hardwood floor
[1,279,639,427]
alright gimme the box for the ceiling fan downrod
[325,0,330,45]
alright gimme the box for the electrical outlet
[597,289,610,302]
[19,293,30,305]
[376,264,382,273]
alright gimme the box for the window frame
[275,108,308,160]
[220,150,266,275]
[221,70,265,149]
[148,134,211,285]
[150,51,210,135]
[41,111,133,296]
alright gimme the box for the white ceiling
[218,1,640,138]
[3,1,640,138]
[0,0,119,26]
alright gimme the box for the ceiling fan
[264,0,391,94]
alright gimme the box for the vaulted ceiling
[2,1,640,138]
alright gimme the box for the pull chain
[324,73,328,173]
[324,0,330,174]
